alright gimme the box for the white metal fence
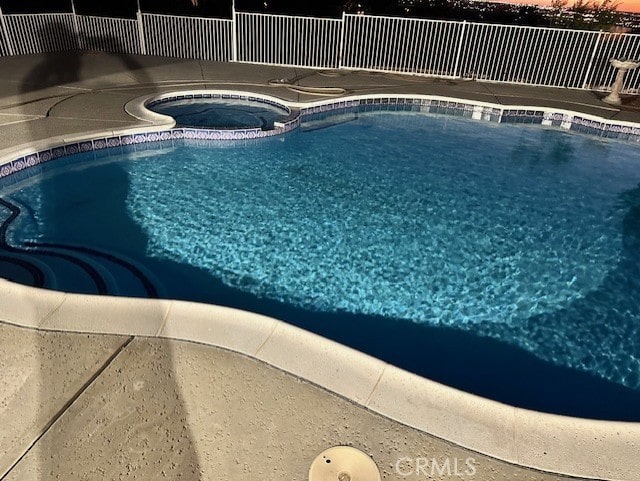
[458,23,599,88]
[342,14,464,76]
[76,15,141,54]
[236,12,341,68]
[0,33,7,57]
[1,9,639,93]
[3,13,78,55]
[0,14,10,56]
[142,13,232,61]
[587,31,640,89]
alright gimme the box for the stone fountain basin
[610,59,640,70]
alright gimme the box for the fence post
[453,20,467,78]
[231,0,238,62]
[582,30,603,89]
[136,10,147,55]
[0,6,15,55]
[69,0,82,49]
[338,11,346,69]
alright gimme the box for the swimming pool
[1,104,640,420]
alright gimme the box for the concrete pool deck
[1,52,639,481]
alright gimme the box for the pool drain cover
[309,446,380,481]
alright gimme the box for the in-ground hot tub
[147,94,292,130]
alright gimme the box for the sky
[504,0,640,13]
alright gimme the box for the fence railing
[236,12,341,68]
[459,23,600,88]
[342,15,464,76]
[76,15,141,54]
[3,13,78,55]
[0,12,10,56]
[588,31,640,89]
[142,13,232,61]
[1,9,639,93]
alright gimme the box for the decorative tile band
[0,124,302,182]
[146,92,290,113]
[2,94,640,183]
[299,98,640,142]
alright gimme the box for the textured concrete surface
[0,324,585,481]
[2,278,637,480]
[0,323,127,478]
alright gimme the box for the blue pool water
[148,98,290,130]
[2,110,640,419]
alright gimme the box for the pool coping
[1,91,640,481]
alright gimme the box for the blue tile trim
[64,143,80,155]
[298,97,639,142]
[2,95,640,183]
[52,147,66,159]
[146,93,291,121]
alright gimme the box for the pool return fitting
[309,446,381,481]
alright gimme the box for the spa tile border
[0,127,307,181]
[145,90,300,135]
[146,91,290,113]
